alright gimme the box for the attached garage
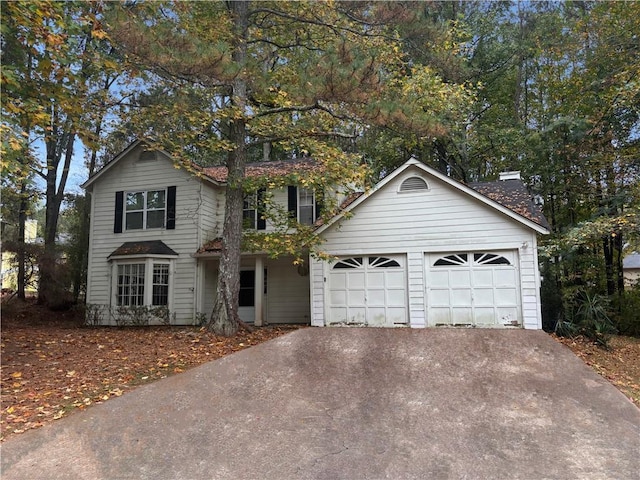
[312,158,550,330]
[328,255,407,326]
[426,251,521,327]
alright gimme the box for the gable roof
[83,140,170,189]
[82,140,323,189]
[315,158,550,236]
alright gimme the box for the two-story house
[83,140,549,328]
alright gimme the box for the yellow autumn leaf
[91,29,109,40]
[11,372,22,378]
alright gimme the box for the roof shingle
[203,158,321,182]
[109,240,178,258]
[468,180,550,230]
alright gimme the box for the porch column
[254,256,264,326]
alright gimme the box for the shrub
[613,287,640,337]
[84,303,106,326]
[83,304,176,326]
[555,288,617,348]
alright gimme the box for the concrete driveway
[1,328,639,479]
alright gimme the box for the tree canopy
[2,0,637,334]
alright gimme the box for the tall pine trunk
[208,0,249,336]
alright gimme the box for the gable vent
[139,150,158,162]
[399,176,428,192]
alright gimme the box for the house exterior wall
[200,256,310,324]
[265,257,310,324]
[85,146,220,325]
[1,220,38,293]
[312,166,543,329]
[624,268,640,289]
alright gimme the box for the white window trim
[111,258,174,311]
[298,187,315,225]
[125,188,167,231]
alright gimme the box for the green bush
[554,288,617,348]
[613,287,640,337]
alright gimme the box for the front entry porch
[199,255,311,325]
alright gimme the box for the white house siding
[264,187,288,231]
[315,166,543,329]
[199,183,225,242]
[201,259,218,321]
[310,257,325,327]
[264,257,310,324]
[86,147,211,325]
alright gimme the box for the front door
[238,270,255,324]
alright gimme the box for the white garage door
[427,251,521,327]
[328,255,407,326]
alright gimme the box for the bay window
[114,260,172,308]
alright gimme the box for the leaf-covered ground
[1,299,299,442]
[552,334,640,407]
[2,301,638,442]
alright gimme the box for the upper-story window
[243,193,257,229]
[287,186,322,225]
[298,188,315,225]
[126,190,166,230]
[243,188,266,230]
[114,187,176,234]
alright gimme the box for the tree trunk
[208,0,249,336]
[16,182,28,300]
[38,128,75,307]
[602,235,615,296]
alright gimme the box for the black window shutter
[287,186,297,219]
[315,189,324,221]
[257,187,266,230]
[166,186,176,230]
[114,191,124,233]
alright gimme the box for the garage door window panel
[368,257,401,268]
[334,257,363,269]
[434,254,468,266]
[474,253,510,265]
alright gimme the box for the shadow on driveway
[2,328,639,479]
